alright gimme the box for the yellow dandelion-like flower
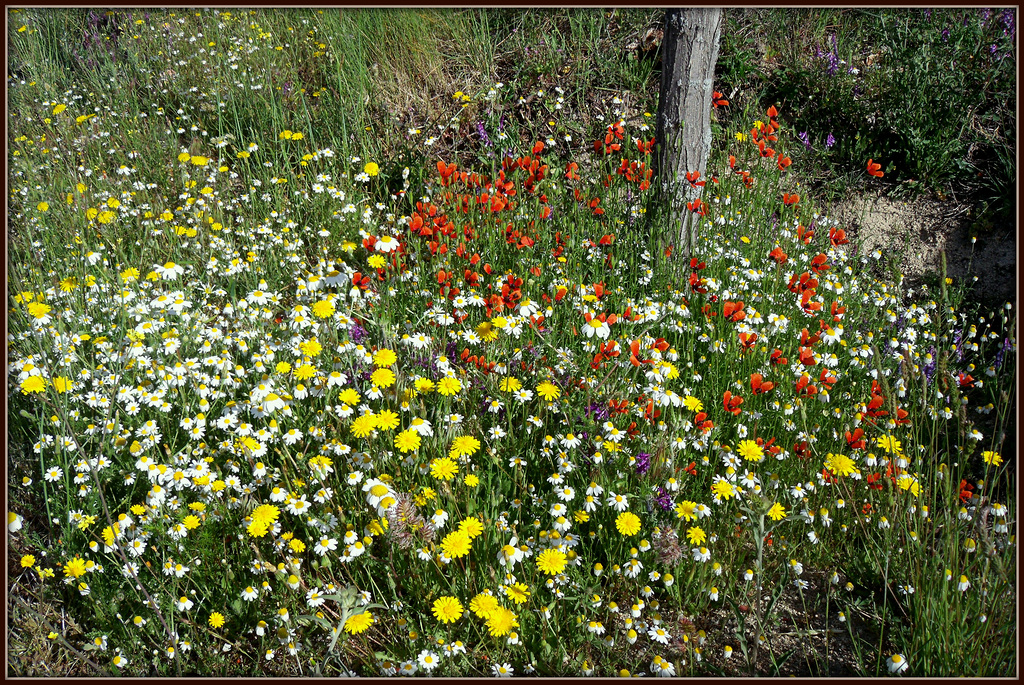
[350,414,377,439]
[536,381,561,401]
[247,504,280,538]
[394,429,421,453]
[458,516,484,539]
[499,376,522,392]
[736,439,764,463]
[374,409,400,431]
[485,606,519,637]
[208,612,226,629]
[824,453,857,477]
[430,457,458,481]
[441,530,472,559]
[615,512,642,536]
[449,435,481,459]
[373,348,397,367]
[536,548,567,575]
[414,377,435,394]
[437,376,462,397]
[675,500,698,521]
[432,596,464,624]
[470,591,500,618]
[982,451,1003,467]
[875,435,903,455]
[767,502,786,521]
[711,480,737,500]
[311,300,335,319]
[344,611,375,634]
[370,367,396,388]
[20,376,46,394]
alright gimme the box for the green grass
[7,7,1016,678]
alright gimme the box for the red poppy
[723,390,743,416]
[866,159,884,178]
[738,331,758,350]
[684,171,705,188]
[796,224,815,244]
[828,227,849,246]
[769,348,788,366]
[782,192,800,206]
[768,246,788,264]
[712,91,729,108]
[723,300,746,322]
[750,373,774,394]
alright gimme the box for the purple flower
[825,133,836,149]
[942,28,950,42]
[476,122,491,147]
[635,452,652,476]
[350,323,368,344]
[655,487,673,511]
[798,131,812,150]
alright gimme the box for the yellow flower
[458,516,484,539]
[875,435,903,455]
[504,582,530,605]
[675,500,697,521]
[247,504,280,538]
[767,503,786,521]
[536,548,567,575]
[367,254,387,270]
[208,612,226,629]
[344,611,375,634]
[414,377,435,394]
[370,367,396,388]
[51,377,72,393]
[26,302,51,320]
[437,376,462,396]
[430,457,458,481]
[499,376,522,392]
[982,451,1003,467]
[394,429,421,453]
[311,300,336,319]
[449,435,481,459]
[485,606,519,637]
[440,530,472,559]
[63,557,87,579]
[824,453,857,477]
[299,339,323,357]
[37,201,49,212]
[470,591,499,618]
[20,377,46,394]
[464,473,480,487]
[476,321,499,342]
[615,512,642,536]
[711,480,736,500]
[736,439,764,462]
[20,554,36,568]
[183,515,201,530]
[374,409,400,431]
[432,596,464,624]
[293,363,317,380]
[686,526,707,545]
[373,348,397,367]
[536,381,560,401]
[350,414,377,439]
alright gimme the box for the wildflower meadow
[7,7,1017,677]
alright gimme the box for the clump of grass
[7,7,1016,678]
[718,8,1016,231]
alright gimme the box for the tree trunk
[655,8,722,260]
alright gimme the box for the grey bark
[655,8,722,259]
